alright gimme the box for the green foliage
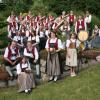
[0,27,9,48]
[92,15,100,27]
[30,0,49,15]
[0,27,7,36]
[0,21,7,28]
[47,0,100,17]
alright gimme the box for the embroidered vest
[77,19,85,31]
[69,15,74,23]
[8,46,19,60]
[48,38,58,50]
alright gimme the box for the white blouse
[24,47,39,60]
[45,30,50,37]
[60,25,70,31]
[28,35,40,43]
[66,39,80,48]
[13,36,24,44]
[85,15,92,23]
[39,31,45,38]
[16,62,31,74]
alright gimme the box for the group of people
[3,10,100,93]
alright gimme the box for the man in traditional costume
[4,40,20,80]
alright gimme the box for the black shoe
[28,89,32,93]
[9,76,14,81]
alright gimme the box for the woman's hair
[49,30,57,38]
[69,33,77,39]
[20,56,28,64]
[32,30,36,36]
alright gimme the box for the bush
[30,0,49,16]
[0,21,7,28]
[92,15,100,27]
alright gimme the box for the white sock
[36,64,40,75]
[54,76,58,81]
[25,90,28,93]
[50,76,53,80]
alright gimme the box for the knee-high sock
[5,66,13,76]
[36,64,40,75]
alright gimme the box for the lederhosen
[17,36,22,45]
[85,16,92,37]
[17,36,24,55]
[39,31,47,51]
[30,36,40,64]
[20,28,27,47]
[31,36,39,51]
[11,28,16,39]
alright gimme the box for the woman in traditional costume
[45,32,63,81]
[17,56,35,93]
[66,33,80,77]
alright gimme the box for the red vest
[30,20,33,27]
[26,15,30,21]
[77,19,85,30]
[36,16,41,22]
[69,15,74,22]
[8,16,16,30]
[48,38,58,50]
[13,21,16,28]
[7,46,19,60]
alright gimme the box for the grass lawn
[0,64,100,100]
